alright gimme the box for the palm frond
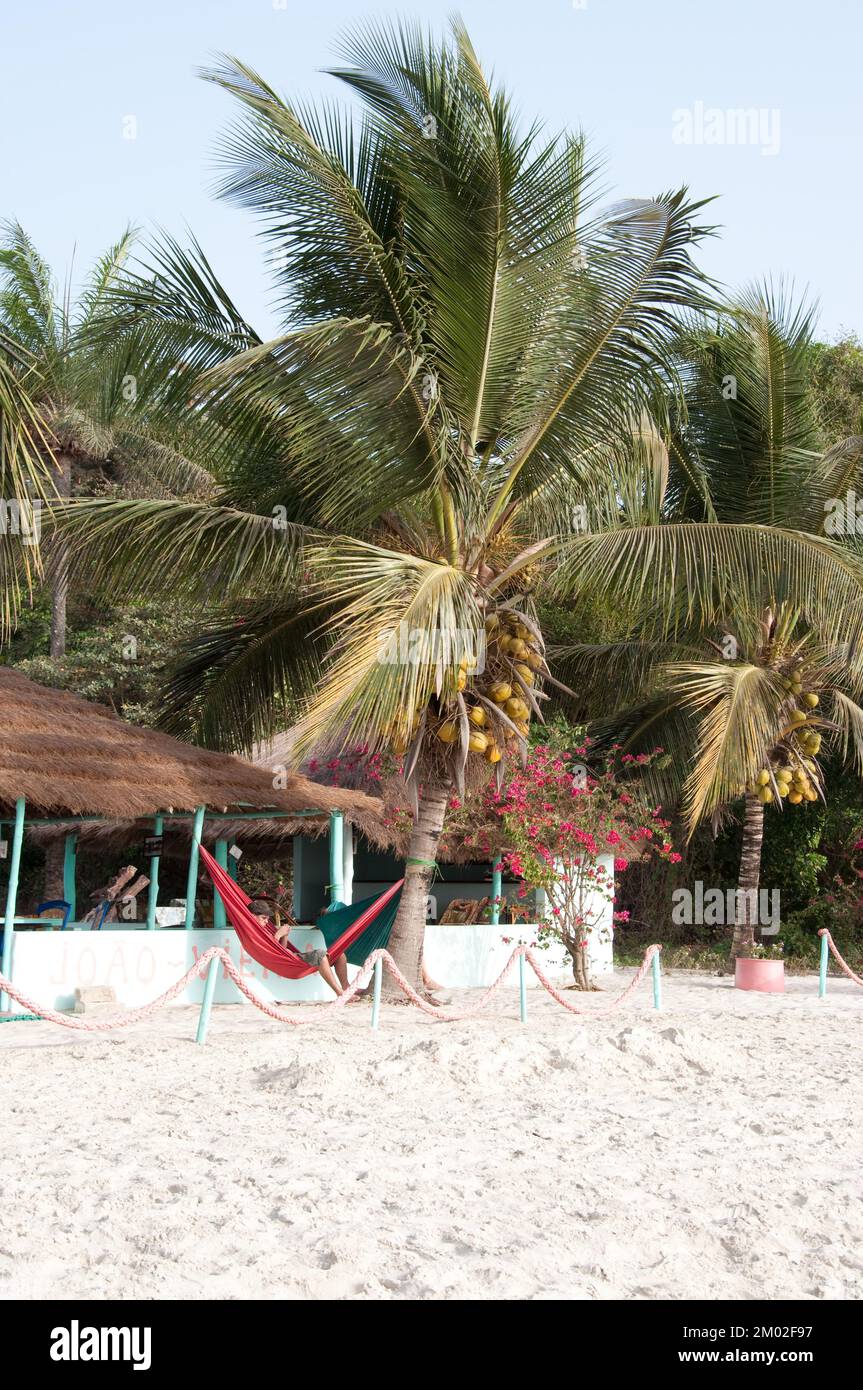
[549,522,863,649]
[201,54,424,342]
[289,539,482,759]
[665,661,787,832]
[827,689,863,777]
[158,600,328,752]
[50,496,309,605]
[488,189,715,519]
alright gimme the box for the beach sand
[1,969,861,1301]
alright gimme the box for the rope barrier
[818,929,863,988]
[0,942,663,1040]
[0,951,225,1031]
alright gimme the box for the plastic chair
[89,900,114,931]
[35,899,72,930]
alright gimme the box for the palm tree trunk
[43,837,65,902]
[730,791,764,961]
[383,778,451,997]
[49,451,73,658]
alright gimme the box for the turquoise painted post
[819,933,829,999]
[652,950,662,1010]
[518,952,527,1023]
[184,805,206,930]
[292,836,303,918]
[490,855,502,926]
[63,832,77,923]
[195,955,220,1045]
[1,798,26,1012]
[329,811,344,907]
[145,815,164,931]
[371,957,382,1030]
[213,839,228,931]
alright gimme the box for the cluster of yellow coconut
[749,684,823,807]
[435,612,542,763]
[751,764,819,805]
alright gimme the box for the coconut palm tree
[49,23,863,991]
[0,224,215,656]
[0,325,54,635]
[557,285,863,957]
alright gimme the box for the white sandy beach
[1,969,861,1301]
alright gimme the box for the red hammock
[197,844,403,980]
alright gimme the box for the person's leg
[333,953,349,990]
[316,954,343,996]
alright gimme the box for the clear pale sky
[3,0,859,341]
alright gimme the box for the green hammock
[316,887,402,966]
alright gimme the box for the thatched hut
[0,671,387,1003]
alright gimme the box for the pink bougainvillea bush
[487,736,680,989]
[298,736,677,985]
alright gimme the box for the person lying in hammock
[275,921,357,995]
[246,901,349,996]
[260,902,444,998]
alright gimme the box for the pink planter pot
[735,957,785,993]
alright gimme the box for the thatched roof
[0,668,385,823]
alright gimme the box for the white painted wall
[6,926,346,1010]
[424,924,570,987]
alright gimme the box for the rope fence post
[652,949,662,1011]
[518,951,527,1023]
[819,931,829,999]
[371,956,382,1029]
[195,954,220,1045]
